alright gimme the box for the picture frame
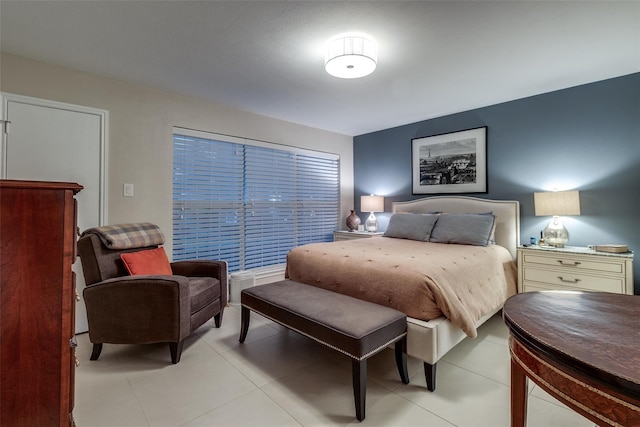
[412,126,487,194]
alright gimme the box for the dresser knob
[558,276,581,284]
[557,260,581,266]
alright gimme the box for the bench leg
[352,358,367,421]
[424,362,437,391]
[239,306,251,343]
[395,337,409,384]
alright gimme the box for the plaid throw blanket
[81,223,165,249]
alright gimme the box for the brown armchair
[77,223,227,364]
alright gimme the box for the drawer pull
[557,260,581,266]
[558,276,582,284]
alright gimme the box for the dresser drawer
[523,267,625,294]
[522,253,624,274]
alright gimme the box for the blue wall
[354,73,640,293]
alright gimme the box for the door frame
[0,92,109,225]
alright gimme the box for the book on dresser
[593,244,628,253]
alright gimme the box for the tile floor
[74,306,597,427]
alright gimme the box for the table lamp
[361,194,384,232]
[534,190,580,247]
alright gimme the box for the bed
[285,196,519,390]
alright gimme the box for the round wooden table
[503,291,640,427]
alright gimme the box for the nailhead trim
[244,304,407,361]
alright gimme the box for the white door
[1,93,108,334]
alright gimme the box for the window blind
[172,130,339,273]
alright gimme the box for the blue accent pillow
[429,213,496,246]
[383,213,439,241]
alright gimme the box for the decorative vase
[346,210,361,231]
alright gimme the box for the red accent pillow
[120,247,172,276]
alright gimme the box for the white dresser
[517,246,634,295]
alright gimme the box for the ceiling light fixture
[325,35,377,79]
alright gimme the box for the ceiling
[1,1,639,136]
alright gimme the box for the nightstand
[333,230,384,241]
[517,246,634,295]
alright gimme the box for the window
[172,129,340,273]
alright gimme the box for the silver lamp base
[365,212,378,232]
[542,216,569,248]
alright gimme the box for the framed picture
[412,126,487,194]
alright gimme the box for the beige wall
[1,53,354,254]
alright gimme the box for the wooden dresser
[1,180,83,427]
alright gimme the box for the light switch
[123,183,134,197]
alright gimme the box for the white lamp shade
[534,191,581,216]
[325,36,377,79]
[361,195,384,212]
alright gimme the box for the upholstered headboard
[392,196,520,260]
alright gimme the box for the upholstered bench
[239,279,409,421]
